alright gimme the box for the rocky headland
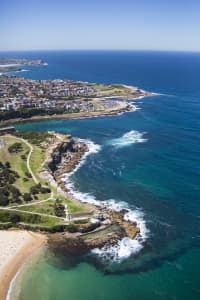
[42,132,141,255]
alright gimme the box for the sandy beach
[0,230,46,300]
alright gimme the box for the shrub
[23,192,32,202]
[10,213,21,224]
[0,194,9,206]
[49,224,66,233]
[40,186,51,194]
[1,188,9,197]
[54,199,65,217]
[8,142,23,153]
[25,172,32,178]
[9,185,21,198]
[30,184,50,195]
[5,161,11,168]
[30,185,39,195]
[67,222,78,233]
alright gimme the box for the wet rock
[48,233,89,256]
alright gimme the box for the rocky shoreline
[42,132,141,256]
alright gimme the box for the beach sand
[0,230,46,300]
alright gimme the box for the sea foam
[109,130,148,148]
[63,137,149,262]
[92,208,149,262]
[14,69,28,73]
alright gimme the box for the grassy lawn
[93,84,130,96]
[57,194,84,213]
[0,209,62,227]
[0,136,36,193]
[17,200,56,215]
[0,135,87,214]
[0,132,90,228]
[0,135,51,201]
[64,198,84,213]
[30,145,46,181]
[16,194,86,215]
[93,84,113,91]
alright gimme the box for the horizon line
[0,49,200,54]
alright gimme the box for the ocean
[3,50,200,300]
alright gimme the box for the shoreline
[0,96,149,299]
[0,102,134,126]
[0,74,156,127]
[0,230,46,300]
[44,133,147,259]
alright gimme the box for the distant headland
[0,58,47,73]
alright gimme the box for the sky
[0,0,200,52]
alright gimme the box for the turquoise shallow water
[10,248,200,300]
[4,50,200,299]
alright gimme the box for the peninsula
[0,75,153,124]
[0,58,47,73]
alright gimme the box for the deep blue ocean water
[3,50,200,299]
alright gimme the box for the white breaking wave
[92,206,149,262]
[64,138,101,182]
[63,137,149,263]
[109,130,148,148]
[14,69,28,73]
[92,237,143,262]
[134,106,142,111]
[64,138,103,207]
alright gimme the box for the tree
[9,185,21,198]
[30,185,39,195]
[67,223,78,233]
[40,186,51,194]
[8,142,23,153]
[10,213,21,224]
[25,172,32,178]
[21,154,27,160]
[1,188,9,197]
[23,193,32,202]
[0,195,9,206]
[5,161,11,169]
[54,199,66,217]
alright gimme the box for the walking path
[6,135,38,184]
[0,135,89,223]
[0,135,59,220]
[9,191,54,209]
[0,206,64,220]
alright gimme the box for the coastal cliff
[42,132,141,255]
[48,135,88,189]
